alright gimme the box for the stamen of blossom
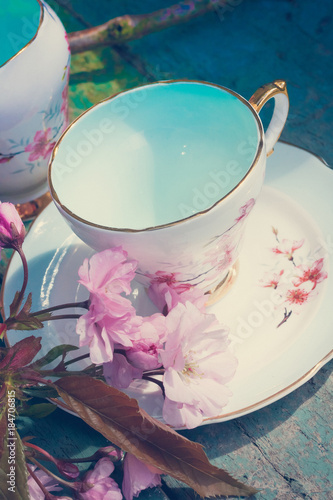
[160,301,237,429]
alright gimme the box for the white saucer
[2,142,332,426]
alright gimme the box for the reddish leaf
[54,375,257,498]
[0,336,41,370]
[21,293,32,316]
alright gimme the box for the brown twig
[68,0,223,54]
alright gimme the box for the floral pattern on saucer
[259,227,328,327]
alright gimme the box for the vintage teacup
[0,0,70,204]
[48,80,289,302]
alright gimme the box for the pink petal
[122,454,161,500]
[162,398,202,429]
[103,354,142,389]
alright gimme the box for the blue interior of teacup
[50,81,260,229]
[0,0,41,67]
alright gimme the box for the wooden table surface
[3,1,333,498]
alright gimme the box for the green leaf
[54,375,258,498]
[19,403,56,419]
[30,344,79,368]
[0,399,29,499]
[9,316,44,331]
[21,386,59,399]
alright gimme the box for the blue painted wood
[2,0,332,498]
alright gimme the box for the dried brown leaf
[55,375,257,498]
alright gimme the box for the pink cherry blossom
[160,302,237,429]
[103,353,143,389]
[126,313,167,369]
[76,298,141,364]
[271,238,304,260]
[259,269,284,289]
[25,128,56,162]
[235,198,255,222]
[293,258,328,289]
[0,201,25,250]
[27,465,62,499]
[76,248,142,363]
[78,248,137,318]
[122,454,161,500]
[78,458,122,500]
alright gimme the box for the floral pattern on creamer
[138,198,255,291]
[259,227,328,327]
[0,34,70,172]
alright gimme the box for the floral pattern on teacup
[259,227,328,327]
[139,198,256,291]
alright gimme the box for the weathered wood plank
[4,1,332,498]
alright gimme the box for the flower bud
[93,446,124,462]
[55,460,80,479]
[0,202,25,250]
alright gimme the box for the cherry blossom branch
[26,463,56,500]
[14,246,29,313]
[63,353,91,367]
[142,375,165,397]
[277,308,292,328]
[40,314,83,322]
[30,300,90,317]
[28,457,79,491]
[68,0,221,53]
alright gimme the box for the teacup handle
[249,80,289,156]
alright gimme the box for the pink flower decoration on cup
[160,301,237,429]
[148,271,193,293]
[148,281,206,315]
[235,198,255,222]
[24,128,56,162]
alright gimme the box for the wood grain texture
[3,0,333,498]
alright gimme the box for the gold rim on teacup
[48,78,274,233]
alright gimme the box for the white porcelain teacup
[0,0,70,204]
[49,80,289,301]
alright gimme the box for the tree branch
[68,0,222,54]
